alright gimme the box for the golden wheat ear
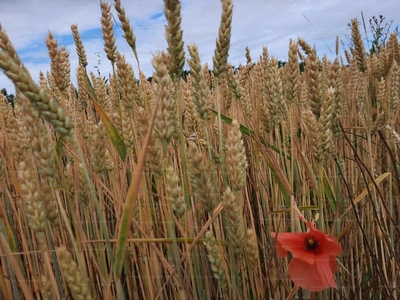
[351,18,367,73]
[0,25,74,136]
[187,43,210,122]
[164,0,185,76]
[71,24,88,68]
[100,1,117,64]
[114,0,140,67]
[213,0,233,79]
[56,246,93,300]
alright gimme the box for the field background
[0,0,399,299]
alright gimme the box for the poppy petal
[329,256,338,273]
[289,257,337,292]
[270,231,288,258]
[270,231,315,265]
[315,256,338,289]
[324,234,343,256]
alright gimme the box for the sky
[0,0,399,95]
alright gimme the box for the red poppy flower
[270,222,342,292]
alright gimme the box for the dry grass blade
[339,172,391,218]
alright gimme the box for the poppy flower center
[305,235,319,250]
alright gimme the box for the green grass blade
[322,169,337,211]
[113,98,159,278]
[83,72,127,161]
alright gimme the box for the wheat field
[0,0,399,299]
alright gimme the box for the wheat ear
[100,1,117,64]
[225,120,248,193]
[187,141,216,213]
[245,229,259,272]
[164,0,185,76]
[18,161,47,232]
[152,53,176,146]
[223,187,245,257]
[187,43,210,121]
[213,0,233,79]
[45,32,71,92]
[114,0,139,65]
[351,18,367,73]
[0,25,73,136]
[205,230,227,290]
[165,165,187,220]
[71,24,88,68]
[56,246,93,300]
[286,39,300,103]
[91,121,107,174]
